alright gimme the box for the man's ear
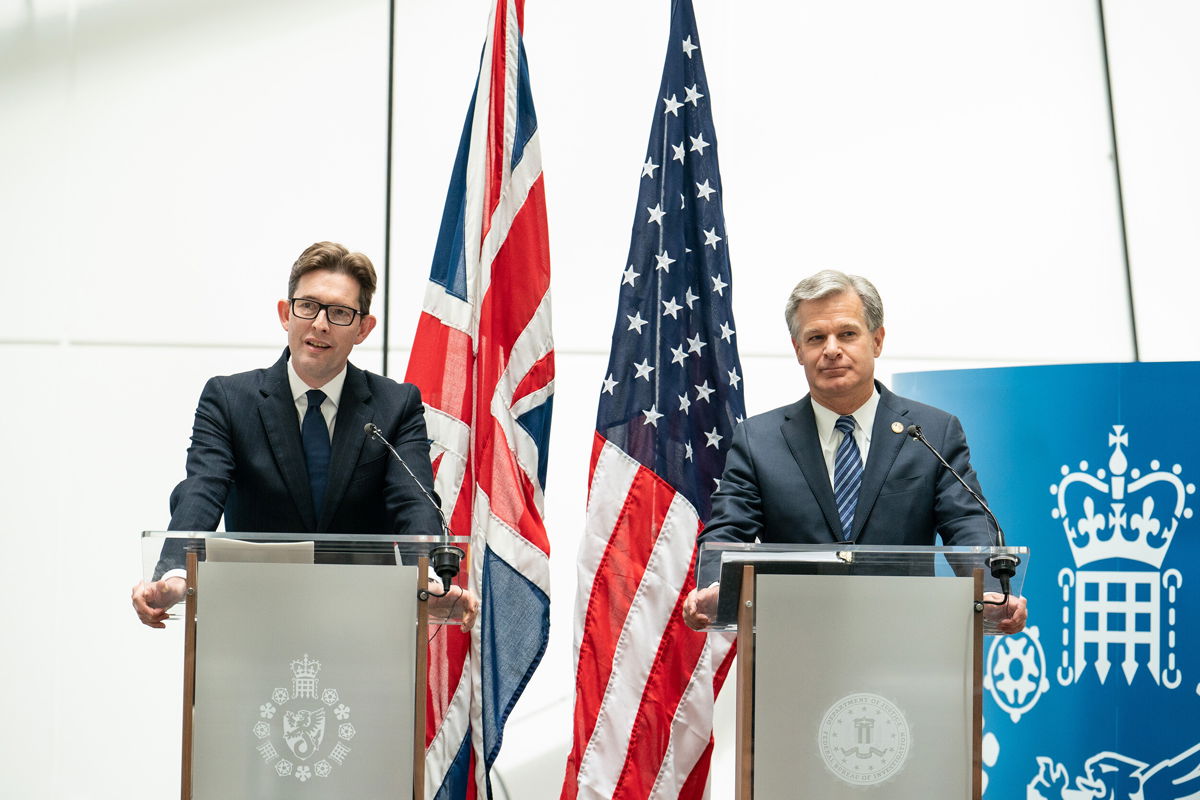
[277,299,291,331]
[354,314,377,344]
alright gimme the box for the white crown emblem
[291,654,321,677]
[254,654,356,783]
[290,654,321,699]
[1050,425,1195,569]
[1050,426,1193,688]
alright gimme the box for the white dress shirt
[287,359,348,440]
[810,389,881,490]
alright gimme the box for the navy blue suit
[154,349,441,577]
[699,382,992,558]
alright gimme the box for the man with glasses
[131,242,476,628]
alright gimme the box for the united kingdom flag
[404,1,553,797]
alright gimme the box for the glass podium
[695,542,1029,800]
[140,531,471,800]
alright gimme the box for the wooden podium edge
[181,551,198,800]
[735,564,755,800]
[972,570,984,800]
[415,558,430,800]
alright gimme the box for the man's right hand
[682,584,721,631]
[131,577,186,628]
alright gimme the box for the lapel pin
[891,421,904,434]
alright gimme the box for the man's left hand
[983,592,1028,635]
[426,578,480,632]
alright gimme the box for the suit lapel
[852,384,910,540]
[259,351,317,530]
[780,397,843,542]
[321,363,372,530]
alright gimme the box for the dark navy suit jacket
[698,382,993,563]
[154,349,441,577]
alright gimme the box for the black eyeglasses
[289,298,363,326]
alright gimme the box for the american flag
[562,1,745,797]
[404,1,553,797]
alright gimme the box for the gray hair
[784,270,884,341]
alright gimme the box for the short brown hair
[288,242,378,314]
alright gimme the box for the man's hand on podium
[984,592,1028,635]
[132,575,480,631]
[680,584,1028,635]
[427,577,480,632]
[682,583,721,631]
[131,577,187,629]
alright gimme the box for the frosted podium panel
[191,562,417,799]
[755,573,976,798]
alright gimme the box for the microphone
[905,424,1019,596]
[364,422,464,593]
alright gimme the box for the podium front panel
[755,573,976,798]
[191,562,417,799]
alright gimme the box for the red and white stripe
[406,1,552,797]
[564,437,734,800]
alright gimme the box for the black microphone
[364,422,464,593]
[905,424,1018,596]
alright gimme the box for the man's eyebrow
[801,319,862,337]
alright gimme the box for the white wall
[1,0,1196,797]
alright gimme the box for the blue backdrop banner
[894,362,1199,800]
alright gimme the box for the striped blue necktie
[833,415,863,541]
[302,389,331,519]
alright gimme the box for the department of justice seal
[817,692,911,786]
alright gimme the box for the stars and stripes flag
[404,1,553,797]
[562,1,745,798]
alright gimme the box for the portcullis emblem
[252,654,356,782]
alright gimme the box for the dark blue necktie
[833,415,863,541]
[302,389,331,519]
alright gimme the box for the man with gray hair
[682,269,1026,632]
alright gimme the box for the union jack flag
[404,1,552,797]
[562,1,745,797]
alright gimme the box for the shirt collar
[812,388,881,448]
[286,358,348,409]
